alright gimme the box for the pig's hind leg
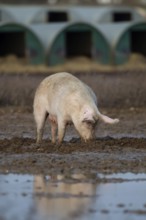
[34,108,48,144]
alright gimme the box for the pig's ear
[98,114,119,124]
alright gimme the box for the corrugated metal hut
[72,6,146,23]
[1,5,146,24]
[0,5,82,24]
[0,5,41,23]
[0,22,45,64]
[98,21,146,65]
[0,6,14,23]
[1,5,146,66]
[31,22,111,66]
[30,6,82,24]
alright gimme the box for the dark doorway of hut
[0,31,25,57]
[112,12,132,22]
[65,31,92,59]
[130,30,146,57]
[48,11,68,22]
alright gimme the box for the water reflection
[0,173,146,220]
[34,174,97,220]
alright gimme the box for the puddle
[0,173,146,220]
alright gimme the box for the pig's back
[36,72,96,108]
[39,72,88,97]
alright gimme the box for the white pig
[33,72,119,144]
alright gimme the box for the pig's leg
[50,121,57,144]
[34,109,48,144]
[57,118,66,144]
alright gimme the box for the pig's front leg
[57,117,66,145]
[49,115,58,144]
[50,121,58,144]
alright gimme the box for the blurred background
[0,0,146,73]
[0,0,146,108]
[0,0,146,6]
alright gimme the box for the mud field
[0,71,146,175]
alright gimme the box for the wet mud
[0,107,146,175]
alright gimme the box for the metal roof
[30,23,67,52]
[97,22,131,47]
[30,21,111,57]
[0,5,41,23]
[30,6,82,23]
[0,5,82,24]
[72,5,146,23]
[0,5,146,24]
[97,21,146,48]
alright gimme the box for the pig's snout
[82,130,96,142]
[79,120,97,142]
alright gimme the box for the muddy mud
[0,70,146,175]
[0,71,146,174]
[0,106,145,175]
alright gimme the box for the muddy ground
[0,71,146,175]
[0,107,146,175]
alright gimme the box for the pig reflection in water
[34,175,97,219]
[33,72,119,144]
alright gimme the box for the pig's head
[75,107,97,142]
[73,106,119,142]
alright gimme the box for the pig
[33,72,119,144]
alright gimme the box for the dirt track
[0,106,145,175]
